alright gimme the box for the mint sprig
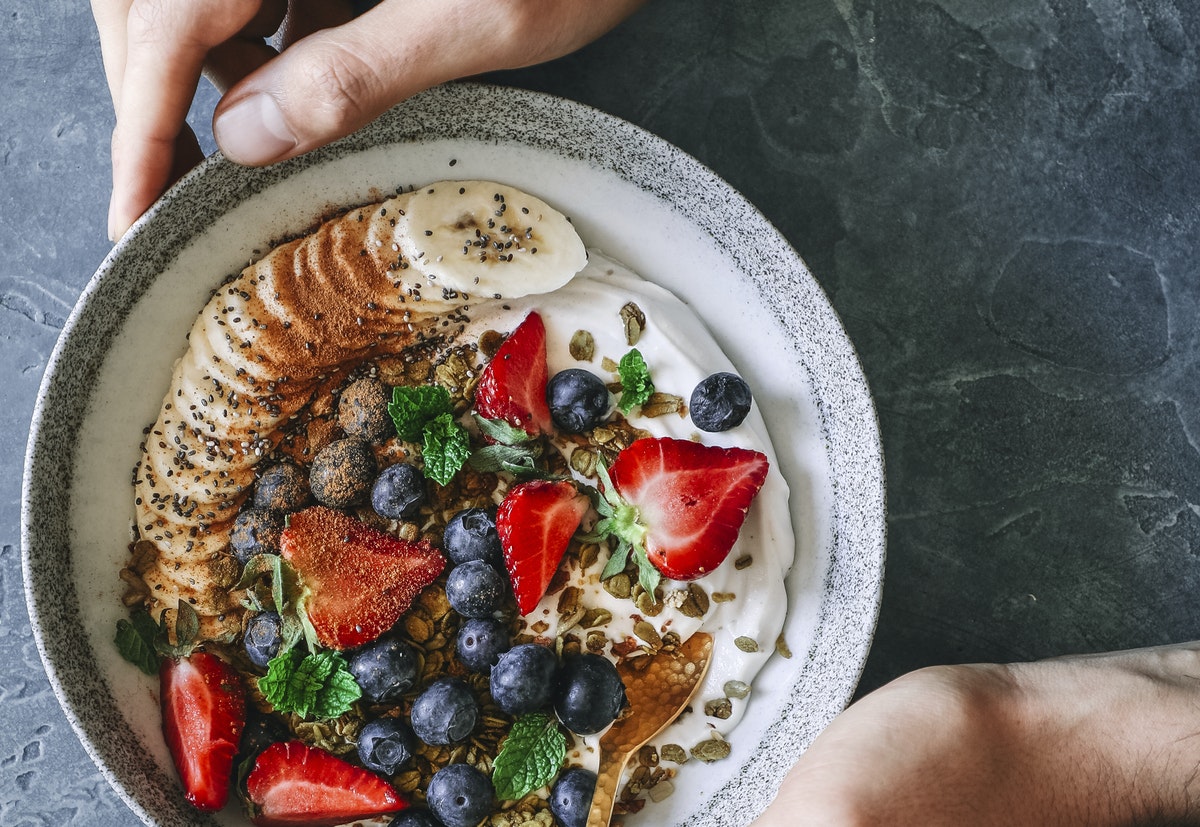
[388,385,453,442]
[617,349,654,413]
[492,713,568,800]
[422,412,471,486]
[258,649,361,719]
[387,385,471,485]
[468,414,548,478]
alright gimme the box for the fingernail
[214,93,297,165]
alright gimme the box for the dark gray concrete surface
[6,1,1200,823]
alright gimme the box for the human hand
[752,645,1200,826]
[92,0,644,241]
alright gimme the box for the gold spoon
[585,631,715,827]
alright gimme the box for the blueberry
[426,763,494,827]
[243,611,283,669]
[372,463,427,521]
[489,643,557,716]
[338,376,393,443]
[229,507,283,564]
[689,372,753,432]
[237,708,289,762]
[309,438,376,508]
[410,678,479,745]
[389,808,445,827]
[549,767,597,827]
[445,560,507,619]
[546,369,610,433]
[357,717,418,775]
[442,508,502,566]
[348,637,421,703]
[252,462,310,512]
[455,618,511,674]
[553,653,626,735]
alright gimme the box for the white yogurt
[460,251,795,761]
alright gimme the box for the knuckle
[127,0,261,49]
[488,0,559,58]
[291,39,384,138]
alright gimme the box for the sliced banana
[397,180,587,299]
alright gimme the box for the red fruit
[607,437,769,581]
[474,311,553,436]
[280,506,445,649]
[246,740,408,827]
[497,480,591,614]
[160,650,246,812]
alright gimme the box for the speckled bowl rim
[22,82,885,827]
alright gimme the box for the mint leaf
[115,610,160,675]
[389,385,453,441]
[259,649,361,719]
[313,653,363,717]
[259,649,320,717]
[492,713,568,800]
[617,349,654,413]
[422,412,471,486]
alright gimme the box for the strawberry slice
[474,311,553,436]
[605,437,769,581]
[497,479,591,614]
[280,506,445,649]
[246,740,408,827]
[160,651,246,812]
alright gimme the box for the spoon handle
[585,749,629,827]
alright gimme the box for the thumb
[213,0,643,166]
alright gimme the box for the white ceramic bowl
[22,83,885,827]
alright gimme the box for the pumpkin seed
[569,329,595,361]
[691,737,732,763]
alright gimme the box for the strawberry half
[160,650,246,812]
[474,311,553,436]
[280,506,445,649]
[604,436,769,581]
[245,740,407,827]
[497,479,591,614]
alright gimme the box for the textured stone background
[6,0,1200,823]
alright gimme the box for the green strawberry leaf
[492,713,568,800]
[633,548,662,594]
[600,540,632,581]
[174,600,200,648]
[469,443,543,477]
[473,414,535,447]
[114,610,161,675]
